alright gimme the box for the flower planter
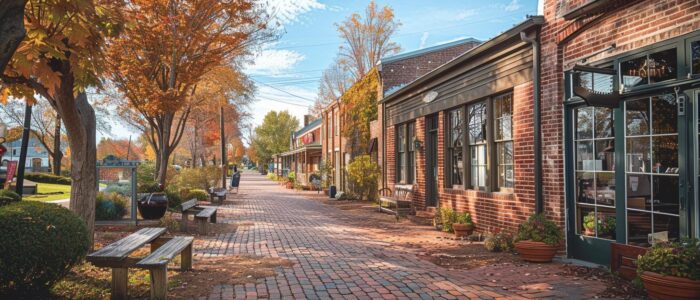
[514,240,558,263]
[640,271,700,300]
[137,192,168,220]
[452,223,474,238]
[285,182,293,189]
[584,228,595,236]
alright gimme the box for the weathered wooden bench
[86,227,193,300]
[378,184,414,219]
[179,199,217,234]
[208,187,227,203]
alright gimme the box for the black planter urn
[138,192,168,220]
[329,185,337,198]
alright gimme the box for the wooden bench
[180,199,217,234]
[378,184,414,219]
[137,236,194,300]
[208,187,227,204]
[86,227,193,300]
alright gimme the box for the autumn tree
[252,111,299,164]
[336,0,401,80]
[97,138,144,161]
[106,0,272,186]
[0,0,123,243]
[309,58,351,117]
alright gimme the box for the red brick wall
[384,83,537,233]
[539,0,700,230]
[382,41,480,95]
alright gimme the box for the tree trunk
[53,116,62,175]
[0,0,26,72]
[155,114,173,187]
[62,92,97,245]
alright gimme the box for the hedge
[24,173,72,185]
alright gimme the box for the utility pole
[16,102,32,195]
[220,106,226,189]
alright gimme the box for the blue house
[5,133,51,172]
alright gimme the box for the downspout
[520,30,543,214]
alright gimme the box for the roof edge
[379,37,481,64]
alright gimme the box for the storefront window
[574,106,616,240]
[495,93,513,190]
[468,102,487,189]
[396,124,406,183]
[692,40,700,75]
[625,96,680,247]
[621,48,677,90]
[448,108,464,187]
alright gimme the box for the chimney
[304,115,312,127]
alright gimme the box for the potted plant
[514,213,563,262]
[137,183,169,220]
[452,212,475,238]
[286,172,295,189]
[583,212,596,236]
[599,215,616,238]
[636,239,700,300]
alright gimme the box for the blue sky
[103,0,539,140]
[245,0,539,128]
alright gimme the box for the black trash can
[329,185,337,198]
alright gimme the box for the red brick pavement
[193,172,610,300]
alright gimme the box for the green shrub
[637,239,700,280]
[266,173,278,181]
[455,212,473,225]
[136,161,157,189]
[287,171,296,183]
[0,201,89,293]
[186,189,208,201]
[484,232,514,252]
[440,207,457,233]
[95,192,128,221]
[346,155,380,200]
[138,182,162,193]
[165,190,182,211]
[514,213,563,246]
[0,190,21,207]
[171,166,221,191]
[24,172,71,185]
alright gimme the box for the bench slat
[136,236,194,268]
[195,207,216,219]
[181,199,197,212]
[87,227,166,262]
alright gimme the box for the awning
[278,144,322,157]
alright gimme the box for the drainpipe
[520,30,543,214]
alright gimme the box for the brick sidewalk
[193,172,609,300]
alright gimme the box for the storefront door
[566,91,694,265]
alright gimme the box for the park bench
[86,227,193,300]
[378,184,414,219]
[180,199,217,235]
[208,187,227,204]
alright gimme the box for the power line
[255,96,311,107]
[252,79,316,103]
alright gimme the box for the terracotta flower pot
[285,182,293,189]
[640,271,700,300]
[514,240,558,263]
[452,223,474,238]
[584,227,595,236]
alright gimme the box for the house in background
[276,115,322,187]
[322,37,482,192]
[5,132,51,173]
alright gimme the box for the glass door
[426,115,439,207]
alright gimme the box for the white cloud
[455,9,477,20]
[504,0,521,12]
[245,49,305,77]
[419,32,430,49]
[264,0,325,25]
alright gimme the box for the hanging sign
[571,65,620,108]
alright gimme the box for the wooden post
[149,266,168,300]
[180,212,188,232]
[181,244,192,271]
[197,218,207,235]
[111,268,128,300]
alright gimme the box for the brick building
[380,17,544,235]
[322,38,481,192]
[275,116,322,187]
[540,0,700,266]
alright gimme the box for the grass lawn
[23,183,71,202]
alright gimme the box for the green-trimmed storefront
[564,31,700,265]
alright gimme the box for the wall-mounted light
[413,138,423,151]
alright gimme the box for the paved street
[192,172,606,300]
